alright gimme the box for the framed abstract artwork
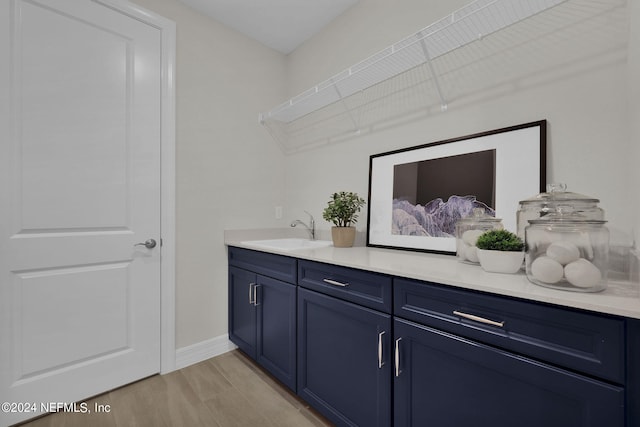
[367,120,546,254]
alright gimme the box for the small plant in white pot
[322,191,366,248]
[475,229,525,274]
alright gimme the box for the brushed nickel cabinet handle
[394,338,402,377]
[453,310,505,328]
[248,283,256,305]
[253,285,260,306]
[323,278,349,287]
[378,331,385,369]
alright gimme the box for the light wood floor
[17,350,333,427]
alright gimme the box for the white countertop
[225,230,640,320]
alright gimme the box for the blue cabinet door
[256,275,297,391]
[298,288,391,427]
[228,266,257,359]
[393,318,624,427]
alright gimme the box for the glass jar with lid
[455,208,503,264]
[525,206,609,292]
[516,183,604,240]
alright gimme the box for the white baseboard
[174,334,237,370]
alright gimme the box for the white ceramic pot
[477,249,525,274]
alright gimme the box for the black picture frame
[367,120,547,254]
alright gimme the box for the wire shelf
[259,0,627,154]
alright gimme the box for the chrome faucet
[291,210,315,240]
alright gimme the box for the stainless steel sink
[241,238,332,251]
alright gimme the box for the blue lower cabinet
[256,275,297,391]
[626,318,640,426]
[393,318,625,427]
[298,288,392,427]
[228,266,257,359]
[228,266,297,391]
[230,249,632,426]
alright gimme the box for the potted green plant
[475,229,525,273]
[322,191,366,247]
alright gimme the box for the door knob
[134,239,157,249]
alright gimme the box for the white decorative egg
[559,233,594,260]
[546,241,580,265]
[465,245,479,263]
[564,258,602,288]
[531,256,564,284]
[462,229,484,246]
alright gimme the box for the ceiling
[178,0,359,54]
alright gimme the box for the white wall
[630,0,640,248]
[133,0,287,348]
[284,0,636,244]
[130,0,638,353]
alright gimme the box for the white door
[0,1,162,425]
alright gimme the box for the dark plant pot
[331,226,356,248]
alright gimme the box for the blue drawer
[298,260,392,313]
[228,246,297,284]
[394,277,625,384]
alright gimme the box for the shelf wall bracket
[332,80,360,134]
[419,36,448,112]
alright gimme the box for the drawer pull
[378,331,385,369]
[453,310,505,328]
[323,278,349,287]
